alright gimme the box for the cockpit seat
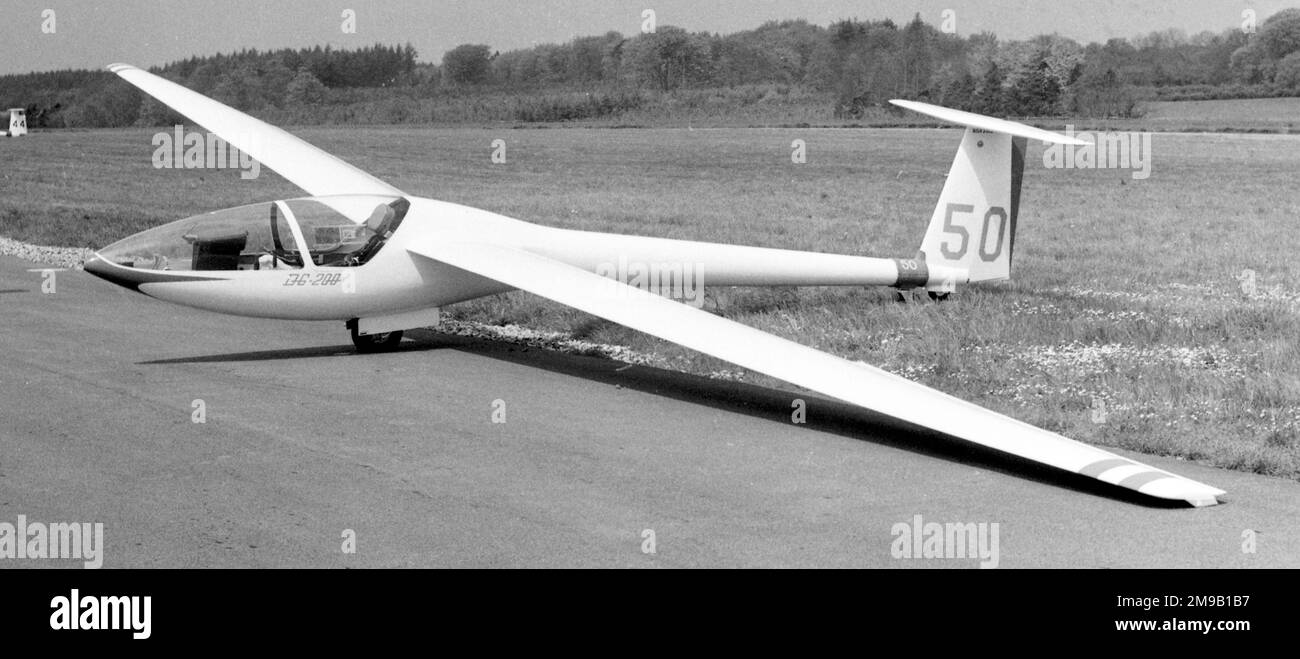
[344,204,399,266]
[364,204,395,236]
[186,231,248,271]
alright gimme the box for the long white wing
[108,63,404,197]
[411,241,1225,507]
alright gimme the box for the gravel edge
[0,236,95,270]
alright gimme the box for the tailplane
[891,100,1084,283]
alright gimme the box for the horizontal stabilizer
[891,99,1087,146]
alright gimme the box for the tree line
[4,9,1300,128]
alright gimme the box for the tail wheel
[350,326,404,353]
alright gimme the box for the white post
[8,109,28,136]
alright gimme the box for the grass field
[1137,97,1300,133]
[2,125,1298,479]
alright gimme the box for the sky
[0,0,1291,75]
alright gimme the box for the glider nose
[83,254,144,291]
[83,254,110,279]
[83,254,107,274]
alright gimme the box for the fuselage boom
[85,196,966,321]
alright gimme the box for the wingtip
[1137,477,1226,507]
[106,63,138,74]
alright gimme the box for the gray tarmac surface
[2,255,1298,568]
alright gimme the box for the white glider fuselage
[86,195,963,321]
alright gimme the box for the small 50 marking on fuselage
[283,272,344,287]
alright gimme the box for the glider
[84,63,1225,507]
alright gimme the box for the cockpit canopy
[98,195,409,272]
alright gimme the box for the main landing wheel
[928,291,950,301]
[350,326,404,353]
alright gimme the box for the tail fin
[919,129,1027,282]
[891,100,1084,283]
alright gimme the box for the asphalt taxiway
[3,255,1298,567]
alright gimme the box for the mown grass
[1,125,1297,478]
[1136,97,1300,133]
